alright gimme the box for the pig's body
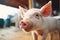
[31,17,60,40]
[19,1,60,40]
[33,16,60,33]
[31,17,58,31]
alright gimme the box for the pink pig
[19,1,60,40]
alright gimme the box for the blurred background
[0,0,60,40]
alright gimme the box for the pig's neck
[41,17,53,29]
[42,16,57,31]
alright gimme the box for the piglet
[19,1,60,40]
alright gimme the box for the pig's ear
[19,6,27,18]
[40,1,52,17]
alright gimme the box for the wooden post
[28,0,33,9]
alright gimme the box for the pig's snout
[19,20,33,32]
[20,20,28,28]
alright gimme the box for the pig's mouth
[20,25,33,32]
[19,21,33,32]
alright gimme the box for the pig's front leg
[42,30,48,40]
[32,32,38,40]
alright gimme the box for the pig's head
[19,1,51,32]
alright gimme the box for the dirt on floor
[0,26,59,40]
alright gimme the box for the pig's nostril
[23,23,26,26]
[21,21,27,26]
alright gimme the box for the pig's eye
[36,14,39,17]
[35,13,40,19]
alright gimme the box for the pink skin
[19,12,43,32]
[20,20,33,32]
[19,1,57,40]
[19,1,51,32]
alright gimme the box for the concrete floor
[0,26,59,40]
